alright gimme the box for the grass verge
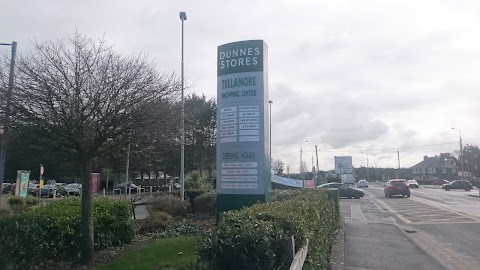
[96,236,198,270]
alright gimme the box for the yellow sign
[40,179,44,189]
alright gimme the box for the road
[343,184,480,270]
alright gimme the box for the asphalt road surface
[350,184,480,270]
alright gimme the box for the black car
[2,183,15,195]
[442,180,473,191]
[384,179,410,198]
[317,183,365,199]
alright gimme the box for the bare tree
[272,158,284,175]
[12,33,179,266]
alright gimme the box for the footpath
[330,193,445,270]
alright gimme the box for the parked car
[357,180,368,188]
[384,179,410,198]
[2,183,15,194]
[114,183,140,193]
[29,184,40,195]
[442,180,473,191]
[317,182,365,199]
[37,184,62,198]
[432,179,450,185]
[63,183,82,196]
[406,180,419,188]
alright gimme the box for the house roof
[411,156,457,169]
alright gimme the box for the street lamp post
[269,100,273,175]
[397,150,400,179]
[300,140,308,182]
[361,151,369,182]
[179,12,187,201]
[452,128,464,180]
[0,41,17,197]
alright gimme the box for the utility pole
[397,150,400,179]
[361,151,369,182]
[179,11,187,201]
[0,41,17,197]
[315,145,320,183]
[452,128,464,180]
[300,140,307,182]
[125,142,130,199]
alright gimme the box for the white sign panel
[334,156,353,174]
[216,40,269,195]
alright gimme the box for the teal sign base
[216,193,269,221]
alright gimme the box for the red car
[432,179,449,185]
[384,179,410,198]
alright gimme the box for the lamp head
[179,12,187,20]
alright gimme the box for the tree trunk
[80,156,94,266]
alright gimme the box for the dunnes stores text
[219,47,261,69]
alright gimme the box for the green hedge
[0,198,133,270]
[196,189,339,270]
[163,189,211,210]
[193,191,216,214]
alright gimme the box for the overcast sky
[2,0,479,173]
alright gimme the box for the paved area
[336,197,444,270]
[365,186,480,269]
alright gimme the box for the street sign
[216,40,270,213]
[334,156,353,174]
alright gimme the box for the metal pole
[366,154,370,182]
[315,145,320,183]
[460,134,464,180]
[452,128,464,180]
[396,150,400,179]
[300,145,303,181]
[269,100,272,175]
[0,41,17,196]
[125,142,130,200]
[300,140,307,182]
[179,12,187,201]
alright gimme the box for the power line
[272,141,459,157]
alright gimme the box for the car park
[357,180,368,188]
[406,180,419,188]
[384,179,410,198]
[317,182,365,199]
[442,180,473,191]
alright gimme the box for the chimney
[423,156,428,161]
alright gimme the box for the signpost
[216,40,270,214]
[15,170,30,198]
[334,156,353,174]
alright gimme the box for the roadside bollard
[150,186,153,193]
[53,189,57,200]
[103,188,105,197]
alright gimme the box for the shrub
[0,198,133,270]
[197,189,339,270]
[7,195,25,206]
[0,203,10,215]
[139,211,173,233]
[193,191,216,214]
[186,189,210,210]
[271,189,302,202]
[25,196,40,206]
[147,194,190,216]
[185,171,211,190]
